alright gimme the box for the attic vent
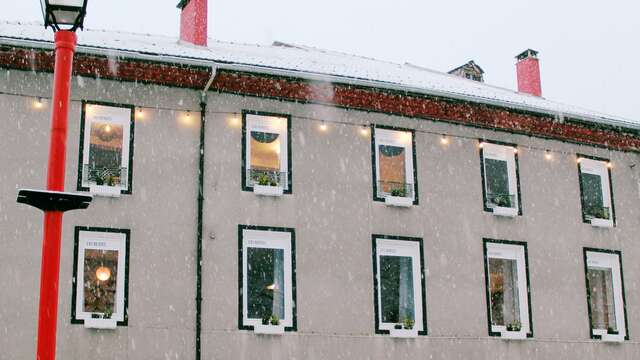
[448,60,484,82]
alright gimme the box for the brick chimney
[177,0,208,46]
[515,49,542,96]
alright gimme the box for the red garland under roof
[1,45,639,152]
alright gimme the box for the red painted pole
[36,30,77,360]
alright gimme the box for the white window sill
[590,218,613,228]
[601,333,624,343]
[500,331,527,340]
[83,318,117,329]
[253,185,284,197]
[384,196,413,207]
[389,328,418,338]
[89,185,122,198]
[492,206,518,217]
[254,324,285,335]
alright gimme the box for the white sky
[3,0,639,121]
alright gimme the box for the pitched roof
[0,20,636,129]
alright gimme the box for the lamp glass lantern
[40,0,88,31]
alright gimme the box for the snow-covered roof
[1,20,637,129]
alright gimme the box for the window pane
[250,131,281,186]
[379,145,406,193]
[88,121,124,186]
[489,258,520,327]
[485,158,512,207]
[380,255,414,324]
[581,173,607,219]
[247,247,285,321]
[587,267,617,331]
[83,249,118,316]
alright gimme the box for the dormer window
[448,60,485,82]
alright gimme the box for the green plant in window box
[95,176,105,186]
[106,175,116,187]
[492,194,512,208]
[394,323,403,330]
[402,318,415,330]
[506,321,521,332]
[257,173,275,186]
[390,187,407,197]
[607,326,618,335]
[261,314,280,326]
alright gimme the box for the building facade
[1,11,639,360]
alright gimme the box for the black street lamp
[40,0,88,31]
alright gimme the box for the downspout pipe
[196,66,216,360]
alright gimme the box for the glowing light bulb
[359,125,369,136]
[95,266,111,281]
[544,151,552,160]
[136,108,143,119]
[478,142,485,149]
[607,162,613,169]
[577,157,583,164]
[440,135,449,145]
[229,115,240,127]
[513,148,518,154]
[104,124,112,133]
[266,283,277,291]
[319,122,327,131]
[34,98,43,109]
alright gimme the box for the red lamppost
[17,1,92,360]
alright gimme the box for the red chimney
[177,0,208,46]
[515,49,542,97]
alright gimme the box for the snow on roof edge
[0,20,637,130]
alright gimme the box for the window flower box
[389,328,418,338]
[83,317,117,330]
[385,195,413,207]
[500,331,527,340]
[253,184,284,197]
[89,184,122,197]
[492,206,518,217]
[590,218,613,228]
[254,324,285,335]
[601,333,624,343]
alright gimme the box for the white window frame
[481,142,519,216]
[374,127,416,203]
[241,228,294,331]
[585,250,627,341]
[485,241,531,338]
[579,158,613,227]
[73,229,127,329]
[244,113,289,192]
[80,103,132,197]
[374,238,425,335]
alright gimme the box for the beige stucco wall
[1,69,639,359]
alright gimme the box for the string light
[440,135,449,145]
[359,125,369,136]
[319,121,327,132]
[478,142,484,148]
[513,147,519,154]
[577,157,583,164]
[136,108,143,120]
[607,162,613,169]
[6,90,620,162]
[33,97,43,109]
[544,150,552,160]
